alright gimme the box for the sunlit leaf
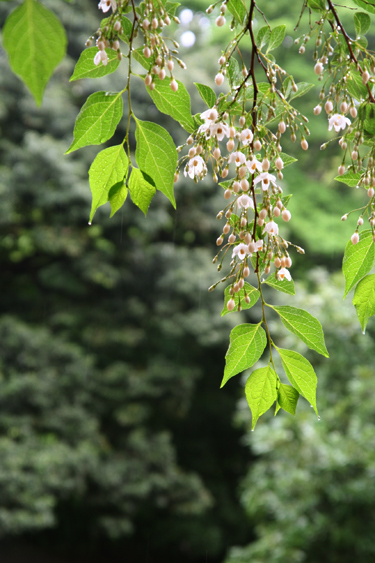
[267,25,286,52]
[270,305,329,357]
[66,91,123,154]
[277,347,318,415]
[194,83,216,109]
[146,77,195,133]
[245,365,278,429]
[263,276,295,295]
[354,11,371,36]
[134,118,177,208]
[128,168,156,216]
[343,229,375,298]
[353,273,375,333]
[70,47,121,81]
[108,180,128,218]
[3,0,67,105]
[277,383,299,415]
[226,0,247,24]
[221,323,267,387]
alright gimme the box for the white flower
[94,50,109,66]
[240,128,253,145]
[264,221,279,236]
[232,243,250,261]
[209,121,230,141]
[277,267,291,281]
[229,151,246,167]
[255,240,263,252]
[328,114,351,132]
[246,157,262,174]
[254,172,277,191]
[184,155,207,179]
[200,108,218,123]
[98,0,117,12]
[237,194,254,210]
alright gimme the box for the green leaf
[271,305,329,357]
[132,47,150,70]
[88,144,128,223]
[266,25,286,52]
[194,83,216,109]
[353,274,375,333]
[146,77,195,133]
[279,152,298,168]
[354,12,371,36]
[120,15,134,42]
[364,104,375,134]
[353,0,375,15]
[263,276,295,295]
[277,347,318,415]
[221,282,260,316]
[307,0,326,11]
[226,0,247,24]
[343,229,375,298]
[245,365,278,429]
[289,82,315,100]
[334,169,363,187]
[134,118,177,208]
[277,383,299,416]
[128,168,156,216]
[66,91,123,154]
[257,26,271,49]
[164,1,180,15]
[346,67,369,100]
[2,0,67,105]
[108,180,128,218]
[70,47,121,81]
[221,323,267,387]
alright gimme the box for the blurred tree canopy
[1,0,375,562]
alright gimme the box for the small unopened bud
[282,209,291,222]
[358,217,364,225]
[254,139,262,151]
[219,55,226,65]
[259,208,267,220]
[206,4,214,13]
[292,83,298,92]
[189,147,196,158]
[351,231,359,245]
[159,68,166,80]
[170,78,178,92]
[222,167,229,178]
[224,189,232,199]
[338,165,345,175]
[299,45,305,54]
[325,100,333,114]
[262,158,270,171]
[275,157,283,170]
[285,257,292,268]
[248,242,256,253]
[227,139,235,152]
[273,206,280,217]
[167,59,174,71]
[301,139,308,150]
[216,236,224,246]
[239,115,246,127]
[277,171,283,180]
[362,70,370,85]
[223,223,230,234]
[278,121,286,134]
[368,187,374,198]
[145,74,152,86]
[340,101,348,113]
[213,147,221,159]
[152,17,158,29]
[243,266,250,277]
[314,105,322,116]
[314,62,324,75]
[341,214,348,221]
[227,298,235,311]
[149,82,156,91]
[232,181,241,193]
[233,283,240,293]
[351,150,358,161]
[241,178,249,191]
[215,73,224,86]
[274,257,281,268]
[228,234,236,244]
[350,106,357,118]
[258,218,264,226]
[265,265,271,275]
[216,15,226,26]
[238,278,244,289]
[291,133,296,143]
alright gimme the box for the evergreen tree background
[0,1,375,562]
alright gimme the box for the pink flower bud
[239,115,246,127]
[350,106,357,118]
[254,140,262,151]
[314,105,322,115]
[233,181,241,193]
[273,206,280,217]
[170,79,178,92]
[262,158,270,171]
[259,208,267,220]
[224,189,232,199]
[167,59,174,71]
[114,20,122,31]
[159,68,166,80]
[227,298,235,311]
[239,166,247,178]
[216,15,226,26]
[278,121,286,134]
[282,209,291,222]
[243,266,250,277]
[215,73,224,86]
[227,139,235,152]
[325,100,333,114]
[216,236,224,246]
[213,147,221,159]
[301,139,308,150]
[340,101,348,113]
[241,178,249,191]
[314,62,324,75]
[338,165,345,175]
[351,232,359,245]
[368,187,374,198]
[274,257,281,268]
[362,70,370,85]
[145,74,152,86]
[228,234,236,243]
[275,157,283,170]
[223,223,230,234]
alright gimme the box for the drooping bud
[282,209,291,222]
[215,73,224,86]
[351,231,359,245]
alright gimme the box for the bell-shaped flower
[98,0,117,12]
[184,155,207,179]
[277,267,291,281]
[328,114,351,132]
[253,172,277,191]
[246,157,262,175]
[94,50,109,66]
[229,151,246,167]
[209,121,230,141]
[200,107,218,123]
[237,194,254,210]
[240,128,253,145]
[232,243,250,261]
[264,221,279,236]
